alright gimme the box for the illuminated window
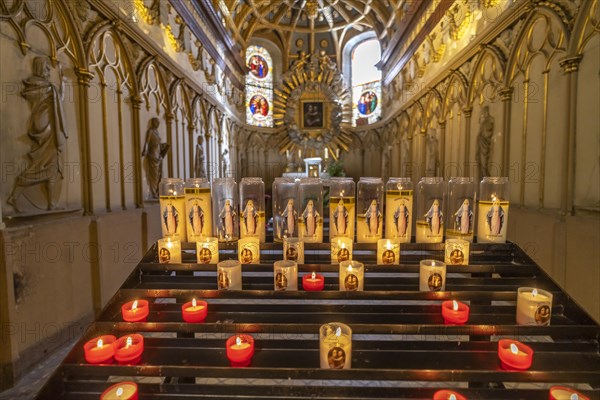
[351,39,382,127]
[245,45,273,127]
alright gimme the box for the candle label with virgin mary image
[240,198,266,242]
[477,200,509,243]
[416,198,444,243]
[329,197,355,240]
[357,199,383,243]
[160,195,186,240]
[238,237,260,264]
[185,187,212,242]
[299,199,323,243]
[385,190,413,243]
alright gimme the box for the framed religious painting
[302,101,324,129]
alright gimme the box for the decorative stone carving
[142,118,169,199]
[8,57,68,213]
[476,105,495,179]
[221,148,230,177]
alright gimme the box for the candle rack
[36,236,600,399]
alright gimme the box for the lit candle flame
[340,241,345,249]
[167,238,173,249]
[532,288,538,297]
[126,336,133,348]
[192,298,197,308]
[571,394,579,400]
[347,264,353,272]
[335,327,341,337]
[449,395,457,400]
[311,272,316,280]
[132,300,138,311]
[452,300,459,311]
[116,387,124,397]
[386,240,392,250]
[510,343,519,355]
[236,336,242,346]
[97,339,103,348]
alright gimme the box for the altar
[282,157,330,179]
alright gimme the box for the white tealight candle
[516,287,553,325]
[157,238,182,264]
[339,260,364,291]
[377,239,400,265]
[196,237,219,264]
[217,260,242,290]
[419,259,446,292]
[319,322,352,369]
[283,237,304,264]
[273,260,298,291]
[331,237,353,263]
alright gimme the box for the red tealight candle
[302,272,325,291]
[549,386,590,400]
[433,389,468,400]
[497,339,533,370]
[226,334,255,367]
[83,335,116,364]
[100,381,138,400]
[181,298,208,323]
[441,300,470,325]
[114,334,144,365]
[121,299,149,322]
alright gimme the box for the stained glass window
[351,39,382,126]
[246,45,273,127]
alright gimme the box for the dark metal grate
[36,242,600,399]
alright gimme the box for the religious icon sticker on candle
[157,238,182,264]
[446,177,476,242]
[416,177,446,243]
[516,287,553,326]
[238,237,260,264]
[377,239,400,265]
[283,236,304,264]
[298,178,323,243]
[419,260,446,292]
[196,237,219,264]
[477,177,510,243]
[385,178,413,243]
[213,177,239,242]
[339,260,364,291]
[184,178,212,241]
[100,381,138,400]
[329,177,355,241]
[549,386,590,400]
[320,322,352,369]
[445,239,470,265]
[331,237,353,263]
[273,260,298,291]
[159,178,186,240]
[272,177,299,242]
[217,260,242,290]
[357,177,384,243]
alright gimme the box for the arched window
[245,45,273,127]
[351,39,382,127]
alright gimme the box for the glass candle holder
[329,177,356,241]
[273,260,298,291]
[320,322,352,369]
[415,177,446,243]
[331,236,353,263]
[478,177,510,243]
[356,177,384,243]
[217,260,242,290]
[516,287,553,326]
[159,178,186,240]
[240,177,265,242]
[339,260,364,291]
[196,237,219,264]
[212,177,239,242]
[184,178,212,241]
[385,177,413,243]
[446,177,476,242]
[419,259,446,292]
[238,237,260,264]
[298,178,323,243]
[444,238,470,265]
[377,239,400,265]
[283,236,304,263]
[272,177,299,242]
[157,238,181,264]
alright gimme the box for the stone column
[130,95,144,207]
[462,107,473,177]
[75,68,95,214]
[187,123,196,180]
[165,112,174,177]
[438,120,446,178]
[499,87,513,178]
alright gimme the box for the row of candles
[159,176,510,245]
[157,236,471,266]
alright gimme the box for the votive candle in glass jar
[217,260,242,290]
[444,238,469,265]
[240,177,265,242]
[357,177,384,243]
[415,177,446,243]
[446,177,476,242]
[339,260,364,291]
[419,259,446,292]
[477,177,510,243]
[320,322,352,369]
[331,236,353,263]
[159,178,186,240]
[213,177,239,242]
[283,236,304,264]
[196,236,219,264]
[298,178,323,243]
[184,178,212,241]
[329,177,355,241]
[272,177,299,242]
[157,237,182,264]
[385,178,413,243]
[238,237,260,264]
[516,287,553,326]
[377,239,400,265]
[274,260,298,291]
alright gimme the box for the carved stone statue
[425,129,439,176]
[7,56,68,212]
[476,105,495,179]
[142,118,168,199]
[194,136,206,178]
[221,148,230,177]
[381,145,392,182]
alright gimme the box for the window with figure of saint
[245,45,273,127]
[351,39,382,127]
